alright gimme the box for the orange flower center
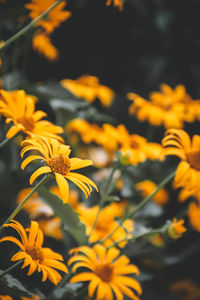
[48,154,71,175]
[18,116,35,131]
[186,150,200,171]
[26,246,44,263]
[95,263,113,282]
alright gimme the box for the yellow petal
[30,166,51,185]
[55,173,69,203]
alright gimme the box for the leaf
[37,187,88,245]
[0,271,34,297]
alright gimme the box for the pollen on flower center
[48,154,71,175]
[26,245,44,262]
[95,263,113,282]
[18,116,35,131]
[186,150,200,171]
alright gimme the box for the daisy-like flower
[61,75,114,107]
[33,31,59,61]
[68,244,142,300]
[21,138,98,203]
[162,129,200,193]
[0,220,68,285]
[168,218,186,239]
[106,0,124,11]
[25,0,71,34]
[0,89,63,141]
[188,202,200,232]
[128,84,200,129]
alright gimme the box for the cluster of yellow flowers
[128,84,200,129]
[67,119,164,166]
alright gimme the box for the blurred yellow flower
[162,129,200,194]
[128,84,200,129]
[61,75,114,107]
[0,89,63,141]
[68,244,142,300]
[21,138,98,203]
[33,31,59,61]
[0,296,12,300]
[25,0,71,34]
[135,180,169,205]
[79,203,133,247]
[171,279,200,300]
[188,202,200,232]
[168,218,186,239]
[0,220,68,284]
[106,0,124,11]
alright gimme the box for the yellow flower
[33,31,59,61]
[0,297,12,300]
[25,0,71,34]
[170,279,200,300]
[168,218,186,239]
[106,0,124,11]
[21,138,98,203]
[78,203,133,247]
[0,89,63,141]
[68,244,142,300]
[188,202,200,232]
[128,84,200,129]
[162,129,200,193]
[0,220,68,284]
[135,180,169,206]
[61,75,114,107]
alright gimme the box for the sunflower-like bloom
[0,89,63,141]
[135,180,169,206]
[33,31,58,61]
[106,0,124,11]
[0,297,12,300]
[78,203,133,247]
[162,129,200,193]
[128,84,200,129]
[168,218,186,239]
[25,0,71,34]
[21,138,98,203]
[61,75,114,107]
[0,220,68,284]
[68,244,142,300]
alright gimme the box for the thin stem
[0,174,50,233]
[106,229,165,250]
[0,0,64,53]
[0,134,18,150]
[88,167,116,238]
[0,261,22,277]
[101,170,176,244]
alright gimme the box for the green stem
[101,170,176,244]
[0,175,50,233]
[89,167,116,238]
[106,229,165,250]
[0,261,22,277]
[0,134,17,150]
[0,0,64,52]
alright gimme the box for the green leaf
[0,271,34,297]
[37,187,88,245]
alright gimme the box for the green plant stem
[89,167,116,238]
[0,174,50,233]
[0,134,17,150]
[0,261,22,277]
[101,170,176,245]
[106,228,166,250]
[0,0,65,53]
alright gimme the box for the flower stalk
[0,260,22,277]
[0,0,65,52]
[101,170,176,244]
[0,174,50,233]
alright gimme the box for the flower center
[26,246,44,263]
[18,116,35,131]
[48,154,71,175]
[186,150,200,171]
[95,263,113,282]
